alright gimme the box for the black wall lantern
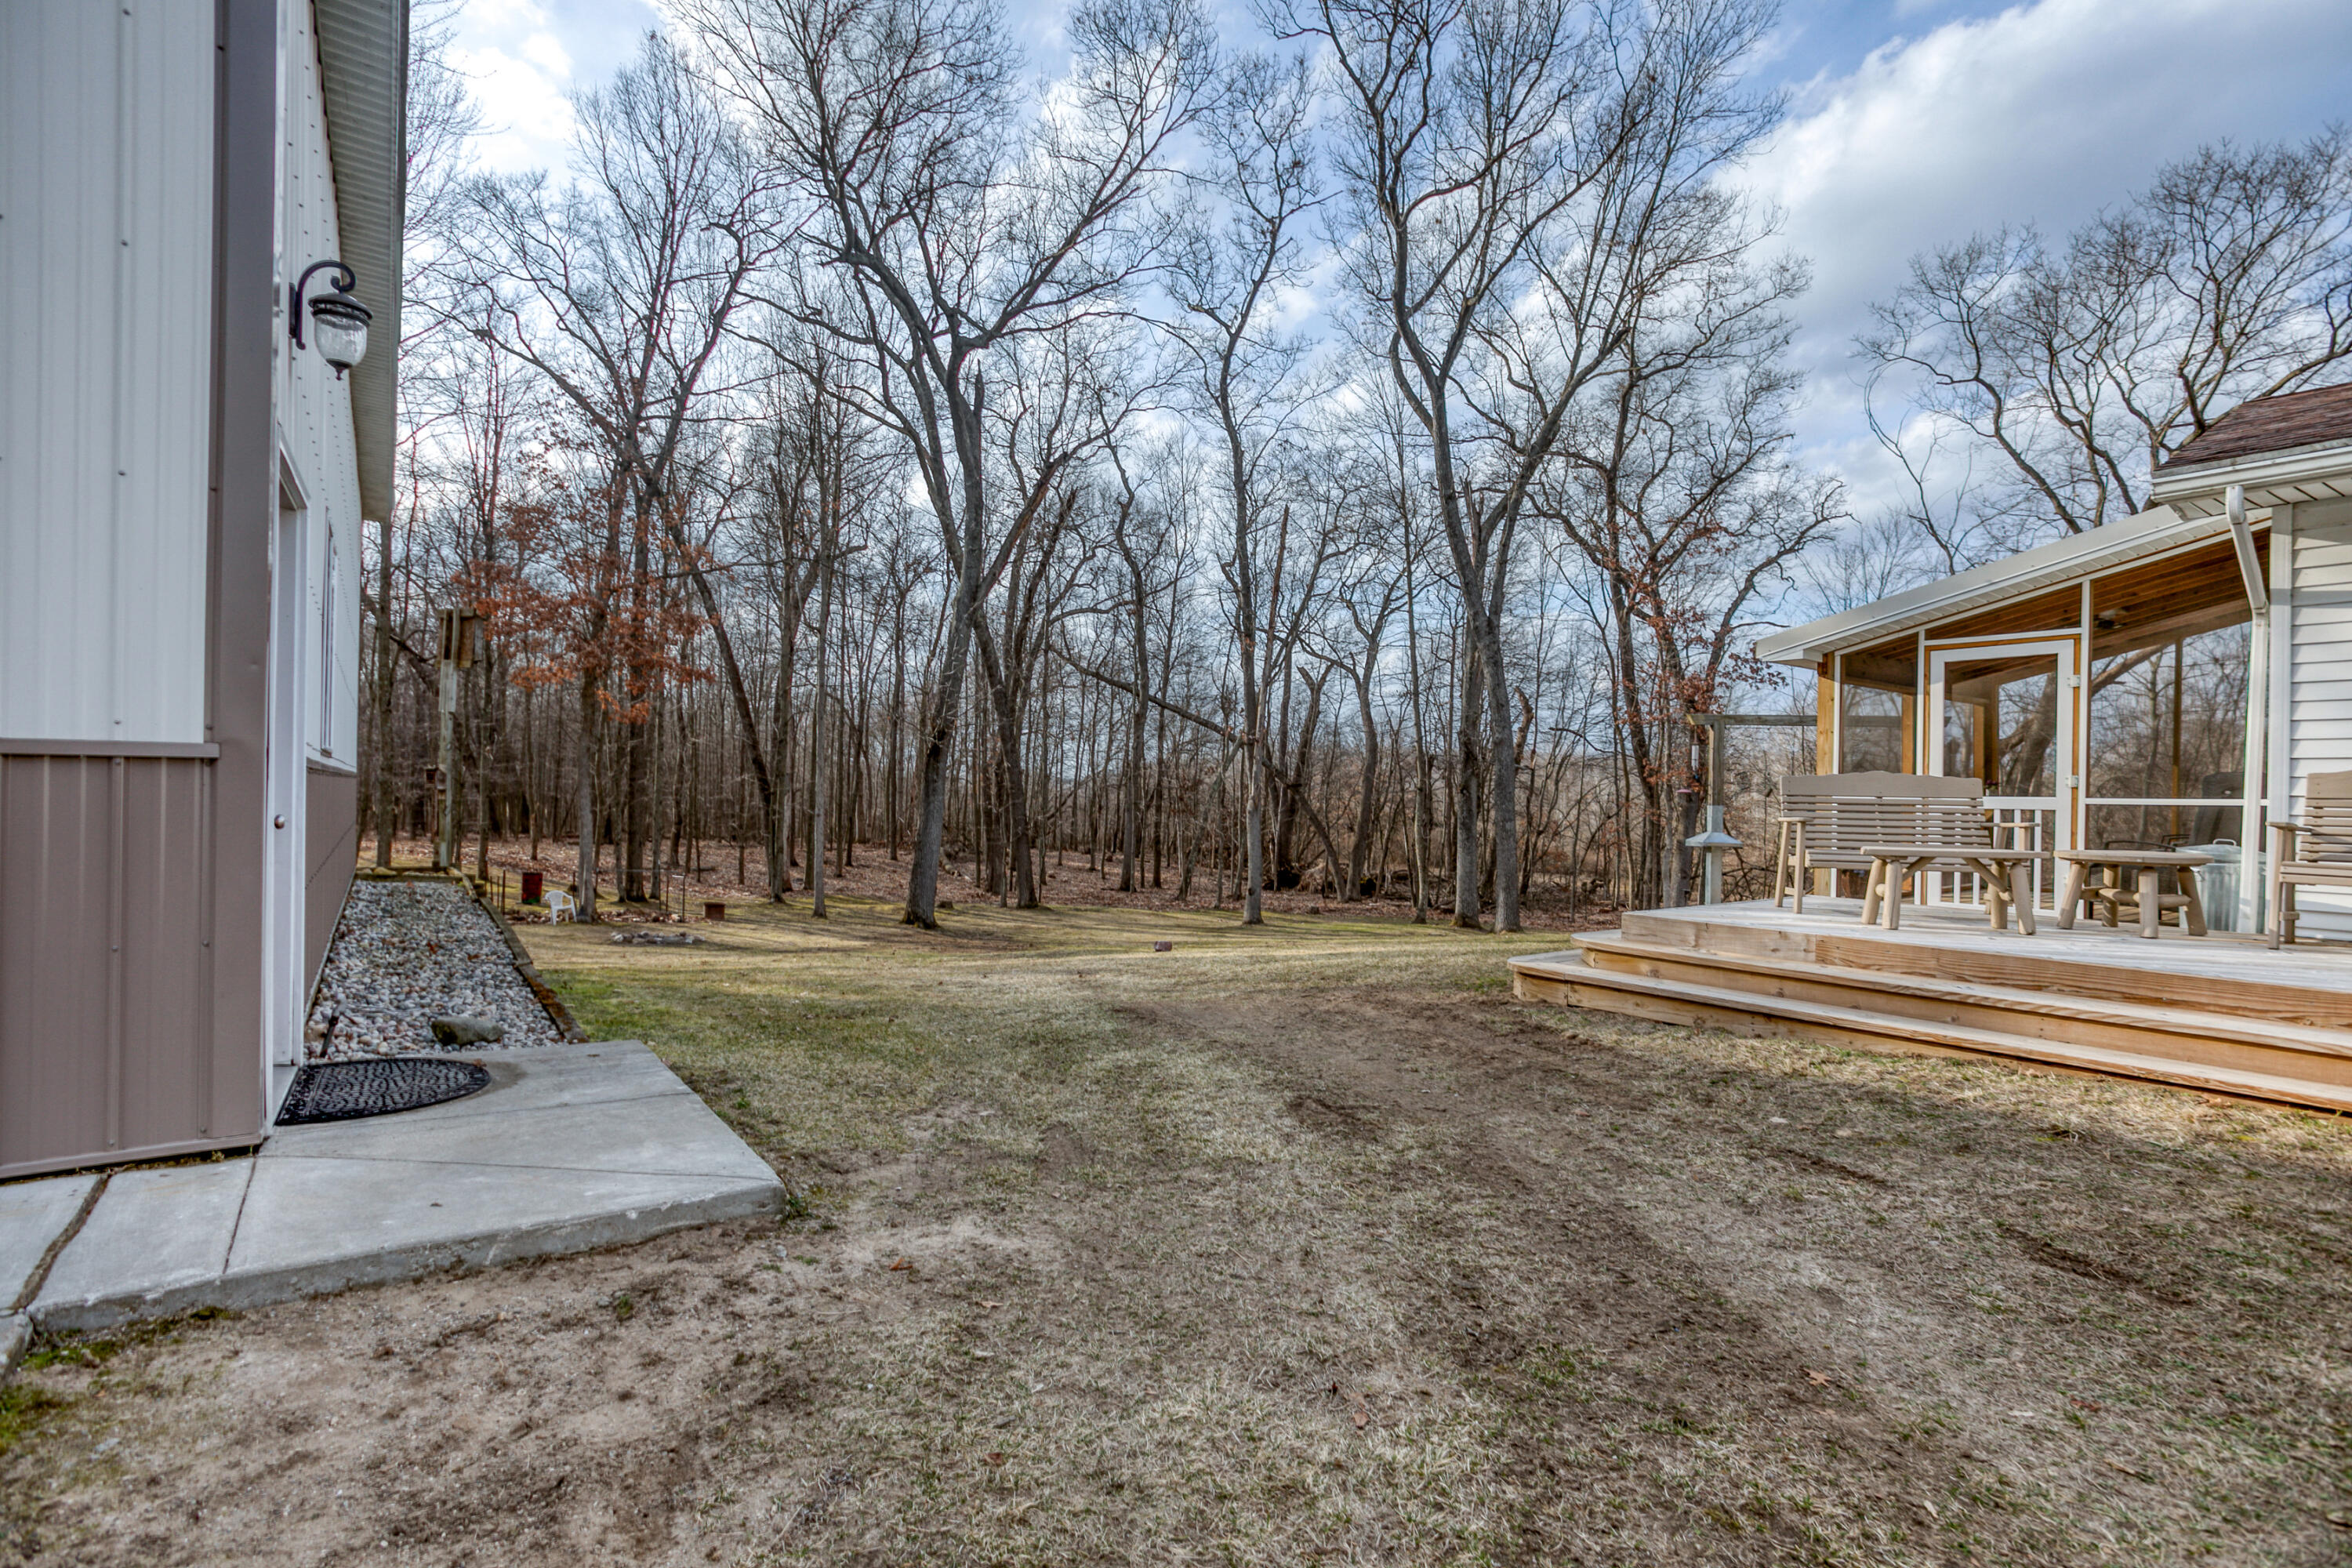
[289,260,372,378]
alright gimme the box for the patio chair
[545,887,578,923]
[2266,771,2352,948]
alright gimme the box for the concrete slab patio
[2,1174,102,1370]
[3,1041,783,1337]
[2,1174,99,1312]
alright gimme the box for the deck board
[1629,897,2352,985]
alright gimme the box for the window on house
[321,523,337,756]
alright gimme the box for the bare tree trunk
[1453,631,1483,928]
[474,662,493,886]
[904,578,973,929]
[1121,606,1145,893]
[1482,605,1520,931]
[1348,670,1380,899]
[668,537,776,888]
[1274,669,1323,889]
[972,619,1038,909]
[770,591,801,900]
[887,613,906,862]
[372,511,396,866]
[621,496,653,902]
[575,677,600,921]
[809,539,831,917]
[1403,551,1430,924]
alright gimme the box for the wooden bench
[2267,771,2352,949]
[1773,771,2048,932]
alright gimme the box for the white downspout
[2228,485,2273,931]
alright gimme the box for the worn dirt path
[4,906,2350,1565]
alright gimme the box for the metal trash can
[2182,842,2239,931]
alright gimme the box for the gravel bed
[304,879,563,1061]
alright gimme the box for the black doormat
[277,1058,491,1125]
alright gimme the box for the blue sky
[445,0,2352,513]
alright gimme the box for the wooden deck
[1510,899,2352,1112]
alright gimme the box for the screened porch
[1802,525,2267,926]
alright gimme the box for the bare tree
[1544,249,1838,906]
[1160,49,1323,923]
[376,0,485,867]
[448,32,782,916]
[1863,129,2352,541]
[361,2,1990,930]
[970,328,1140,907]
[1276,0,1780,930]
[1313,538,1403,899]
[1103,449,1153,893]
[689,0,1214,926]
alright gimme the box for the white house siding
[278,0,365,768]
[1,0,216,746]
[2288,496,2352,937]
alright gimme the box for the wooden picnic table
[2054,849,2212,939]
[1860,845,2045,934]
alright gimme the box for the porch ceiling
[1757,506,2252,670]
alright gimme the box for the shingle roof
[2159,382,2352,472]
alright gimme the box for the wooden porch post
[1815,660,1836,895]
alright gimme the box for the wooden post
[1815,662,1837,897]
[1815,659,1836,775]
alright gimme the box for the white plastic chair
[545,887,577,923]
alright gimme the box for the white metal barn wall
[279,0,366,769]
[2288,496,2352,937]
[277,0,368,1034]
[1,0,216,746]
[2,0,286,1178]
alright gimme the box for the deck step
[1570,934,2352,1075]
[1510,948,2352,1113]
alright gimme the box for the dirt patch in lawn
[4,900,2351,1565]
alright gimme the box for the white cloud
[446,0,666,177]
[451,42,579,174]
[522,31,575,78]
[1746,0,2352,516]
[459,0,554,31]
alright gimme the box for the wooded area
[367,0,2352,928]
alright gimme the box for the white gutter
[2237,481,2280,932]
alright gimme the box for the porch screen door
[1926,637,2081,906]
